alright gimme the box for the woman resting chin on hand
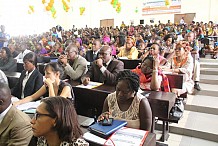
[13,62,74,106]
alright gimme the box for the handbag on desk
[170,98,184,119]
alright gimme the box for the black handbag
[170,98,184,119]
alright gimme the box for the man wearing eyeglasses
[58,44,88,81]
[0,83,32,145]
[82,45,124,85]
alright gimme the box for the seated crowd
[1,20,216,145]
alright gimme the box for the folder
[88,120,127,138]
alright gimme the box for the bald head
[67,44,78,54]
[0,83,12,114]
[100,45,112,54]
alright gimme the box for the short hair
[163,34,175,44]
[44,62,64,79]
[66,44,78,54]
[151,42,162,52]
[142,56,154,66]
[116,70,140,93]
[1,47,12,58]
[23,52,37,66]
[41,97,82,141]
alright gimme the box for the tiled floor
[167,133,218,146]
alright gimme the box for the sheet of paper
[16,101,41,111]
[76,81,103,89]
[105,127,148,146]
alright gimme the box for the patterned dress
[37,137,89,146]
[106,92,145,129]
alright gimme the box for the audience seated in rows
[13,62,74,106]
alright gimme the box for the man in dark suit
[82,45,124,85]
[85,39,101,63]
[11,52,43,99]
[0,83,32,145]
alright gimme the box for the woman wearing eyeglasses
[132,56,170,92]
[99,70,152,131]
[163,41,194,96]
[13,62,74,106]
[30,97,88,146]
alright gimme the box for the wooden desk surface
[78,115,156,146]
[71,81,176,120]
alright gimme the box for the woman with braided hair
[99,70,152,131]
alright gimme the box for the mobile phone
[101,118,113,126]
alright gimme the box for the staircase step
[200,67,218,75]
[200,58,218,63]
[200,74,218,84]
[156,111,218,142]
[200,62,218,68]
[185,94,218,115]
[192,83,218,97]
[196,83,218,92]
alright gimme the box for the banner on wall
[142,0,181,16]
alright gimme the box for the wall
[62,0,218,29]
[0,0,218,35]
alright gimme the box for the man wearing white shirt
[14,42,32,63]
[0,83,32,145]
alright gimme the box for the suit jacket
[12,69,44,99]
[83,58,124,85]
[85,50,99,62]
[0,106,33,146]
[64,55,88,81]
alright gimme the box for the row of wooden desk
[4,71,176,142]
[71,81,176,142]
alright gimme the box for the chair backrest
[17,63,24,73]
[118,59,141,69]
[165,74,184,89]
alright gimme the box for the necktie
[93,53,97,60]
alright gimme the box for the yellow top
[118,46,139,59]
